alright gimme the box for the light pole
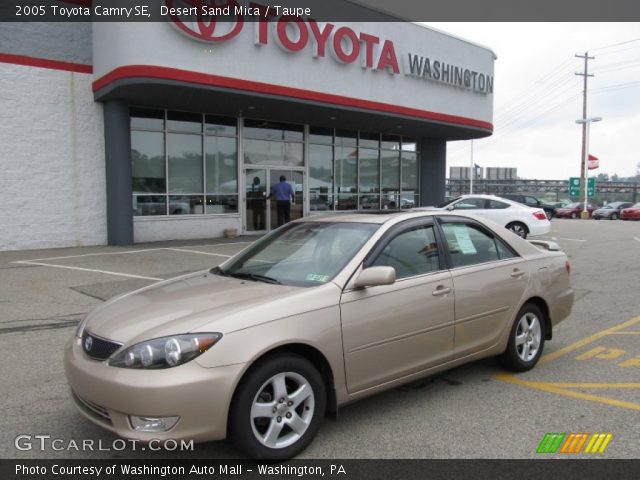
[575,116,602,219]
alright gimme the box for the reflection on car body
[65,211,573,459]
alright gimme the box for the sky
[422,23,640,180]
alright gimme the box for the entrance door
[244,168,303,233]
[245,169,267,232]
[269,169,303,230]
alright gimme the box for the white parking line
[18,248,167,262]
[12,242,251,263]
[545,236,587,242]
[165,248,232,258]
[634,237,640,243]
[13,261,163,281]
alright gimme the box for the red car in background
[555,202,598,219]
[620,203,640,220]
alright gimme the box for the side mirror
[353,266,396,289]
[446,205,455,211]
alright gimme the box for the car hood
[593,208,611,214]
[83,271,339,345]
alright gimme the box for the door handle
[432,286,452,296]
[510,270,526,278]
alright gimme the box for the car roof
[296,211,440,224]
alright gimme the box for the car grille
[82,331,122,360]
[71,391,113,426]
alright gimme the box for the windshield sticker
[452,226,477,255]
[306,273,330,282]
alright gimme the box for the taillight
[533,211,547,220]
[565,261,571,275]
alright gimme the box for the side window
[488,200,510,209]
[453,198,485,210]
[441,223,516,268]
[371,225,440,279]
[525,196,538,205]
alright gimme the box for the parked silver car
[65,211,574,459]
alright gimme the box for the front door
[269,169,303,230]
[244,168,304,233]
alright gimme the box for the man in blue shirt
[268,175,295,226]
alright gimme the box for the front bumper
[64,337,245,443]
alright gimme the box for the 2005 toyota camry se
[65,211,574,459]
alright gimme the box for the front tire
[506,222,528,238]
[498,303,546,372]
[611,213,618,220]
[229,354,326,460]
[571,212,578,219]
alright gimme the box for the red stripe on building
[0,53,93,74]
[93,65,493,131]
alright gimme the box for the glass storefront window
[309,127,333,145]
[169,195,204,215]
[205,115,237,136]
[206,195,239,214]
[205,136,237,194]
[336,194,357,211]
[309,144,333,211]
[381,134,401,150]
[131,131,165,193]
[167,111,202,133]
[130,108,164,131]
[335,130,357,147]
[358,148,379,194]
[402,151,418,190]
[381,150,400,192]
[244,119,304,141]
[133,195,166,216]
[401,137,418,152]
[335,146,357,196]
[244,139,303,166]
[168,133,203,194]
[359,132,379,149]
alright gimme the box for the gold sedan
[65,211,574,459]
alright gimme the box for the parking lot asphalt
[1,220,639,459]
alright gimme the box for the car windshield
[633,203,640,208]
[436,197,460,208]
[214,221,378,287]
[565,202,581,208]
[603,203,622,209]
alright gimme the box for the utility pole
[575,52,594,208]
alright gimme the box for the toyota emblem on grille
[84,335,93,352]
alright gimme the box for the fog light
[129,415,180,432]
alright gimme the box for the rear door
[437,217,530,355]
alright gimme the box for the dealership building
[0,2,495,251]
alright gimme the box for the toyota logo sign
[165,0,244,42]
[84,335,93,352]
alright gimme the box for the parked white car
[414,194,550,238]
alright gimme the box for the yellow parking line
[534,383,640,389]
[538,316,640,365]
[496,375,640,411]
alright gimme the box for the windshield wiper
[228,272,282,285]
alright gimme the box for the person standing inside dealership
[268,175,295,226]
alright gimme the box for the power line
[590,38,640,52]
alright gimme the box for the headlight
[109,333,222,369]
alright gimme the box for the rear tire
[506,222,528,239]
[570,212,578,219]
[229,354,326,460]
[498,303,546,372]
